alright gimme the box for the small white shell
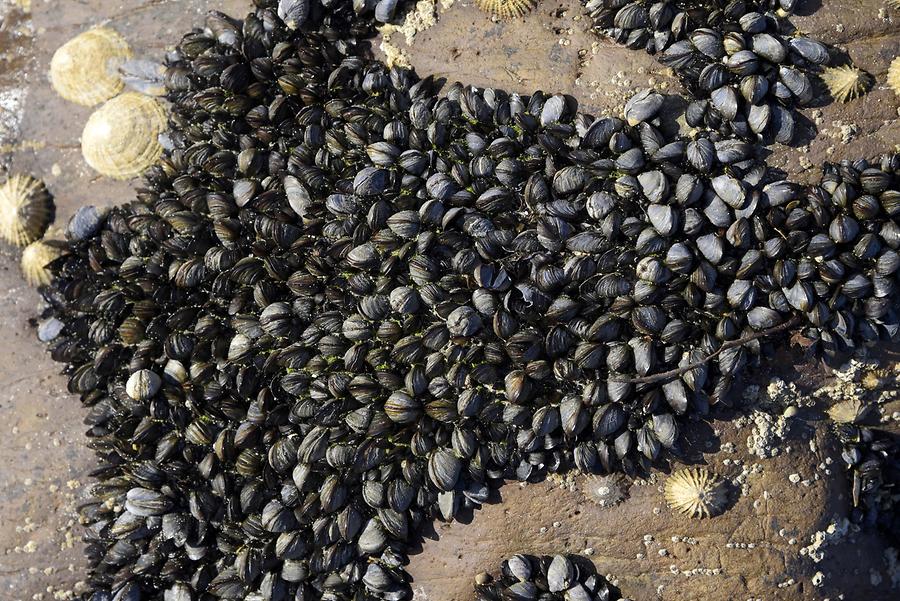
[0,174,54,247]
[81,93,167,180]
[664,468,729,518]
[820,65,872,103]
[20,239,64,286]
[50,27,132,106]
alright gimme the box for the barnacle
[81,93,167,180]
[0,174,53,247]
[49,27,132,106]
[821,65,873,103]
[475,0,537,18]
[664,468,729,518]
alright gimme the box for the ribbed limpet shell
[664,467,729,518]
[50,27,132,106]
[888,57,900,99]
[475,0,537,18]
[21,239,64,287]
[0,174,54,247]
[81,93,167,180]
[820,65,872,103]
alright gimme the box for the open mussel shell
[50,27,132,106]
[0,174,54,247]
[81,93,167,179]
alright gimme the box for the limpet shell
[81,93,167,180]
[820,65,872,103]
[583,474,630,508]
[50,27,132,106]
[20,239,65,286]
[888,57,900,98]
[0,174,54,247]
[475,0,537,18]
[827,398,873,424]
[664,467,729,518]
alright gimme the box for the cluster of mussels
[473,554,626,601]
[273,0,408,32]
[582,0,829,144]
[33,1,900,600]
[835,423,900,539]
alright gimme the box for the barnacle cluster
[474,554,626,600]
[25,0,900,600]
[582,0,833,145]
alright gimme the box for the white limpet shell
[81,93,167,180]
[50,27,132,106]
[664,467,729,518]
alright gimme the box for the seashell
[278,0,310,29]
[50,27,132,106]
[827,398,873,424]
[624,88,664,125]
[82,93,167,179]
[888,57,900,98]
[582,474,630,507]
[474,0,536,18]
[66,205,108,241]
[0,174,54,247]
[375,0,399,22]
[118,58,167,96]
[125,369,161,400]
[20,239,65,286]
[820,65,872,103]
[546,554,574,592]
[789,37,830,65]
[664,467,728,518]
